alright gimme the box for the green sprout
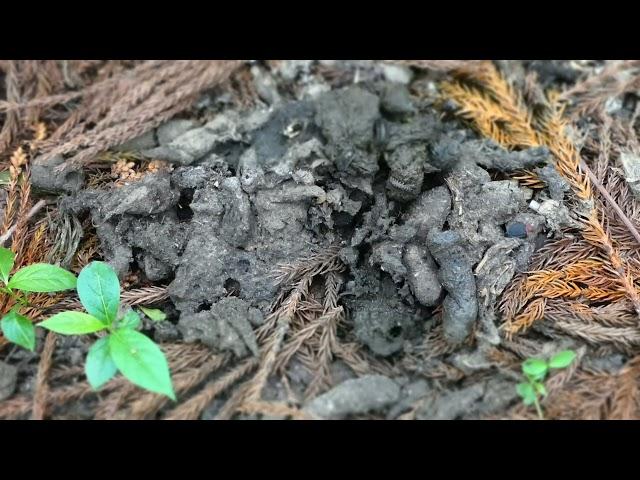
[0,248,175,400]
[139,306,167,322]
[516,349,577,419]
[0,246,77,351]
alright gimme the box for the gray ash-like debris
[60,171,184,279]
[143,114,245,166]
[379,114,444,202]
[31,154,85,194]
[0,361,18,402]
[343,154,539,352]
[535,164,571,201]
[169,173,322,315]
[156,119,198,145]
[304,375,401,419]
[416,383,485,420]
[397,185,451,241]
[351,295,421,357]
[177,297,261,357]
[446,164,531,259]
[402,243,441,308]
[351,138,542,347]
[431,130,550,172]
[380,83,416,117]
[530,198,583,233]
[351,191,396,247]
[346,270,423,357]
[386,379,430,419]
[249,100,320,173]
[427,230,478,345]
[314,86,381,179]
[55,77,549,367]
[522,60,583,88]
[474,238,523,344]
[126,214,188,282]
[414,373,519,419]
[99,172,179,221]
[369,241,406,284]
[421,161,536,345]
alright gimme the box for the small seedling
[0,246,77,351]
[516,349,576,419]
[38,261,175,400]
[0,248,175,401]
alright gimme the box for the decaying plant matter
[441,61,640,342]
[559,60,640,120]
[440,60,640,419]
[1,61,244,171]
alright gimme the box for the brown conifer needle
[0,199,47,247]
[579,158,640,246]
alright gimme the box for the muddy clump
[61,171,184,279]
[304,375,401,419]
[178,297,262,357]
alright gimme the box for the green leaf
[0,247,15,284]
[120,309,141,329]
[39,311,107,335]
[522,358,548,381]
[109,329,175,400]
[1,310,35,351]
[0,170,10,186]
[549,350,577,369]
[139,306,166,322]
[8,263,77,293]
[85,337,117,389]
[77,261,120,325]
[516,382,536,406]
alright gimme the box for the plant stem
[15,294,29,307]
[1,286,30,310]
[533,394,544,420]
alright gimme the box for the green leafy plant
[1,248,174,400]
[38,261,175,400]
[0,246,77,351]
[516,349,576,419]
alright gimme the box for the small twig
[580,159,640,246]
[0,199,47,246]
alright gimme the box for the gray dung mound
[32,62,567,419]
